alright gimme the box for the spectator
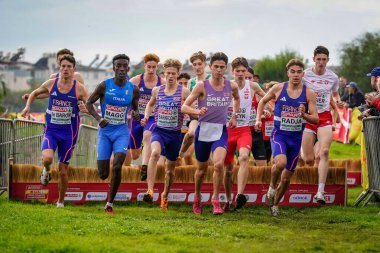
[346,82,365,108]
[339,76,349,102]
[358,67,380,120]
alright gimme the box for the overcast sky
[1,0,379,66]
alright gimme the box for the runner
[178,51,211,165]
[182,52,240,215]
[223,57,266,212]
[140,59,190,209]
[256,59,318,216]
[85,54,139,213]
[128,53,164,180]
[177,73,192,145]
[301,46,343,204]
[21,54,89,207]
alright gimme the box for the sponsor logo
[123,147,128,150]
[85,192,107,201]
[218,193,233,202]
[347,178,356,185]
[64,192,83,201]
[68,95,76,99]
[188,193,210,203]
[109,89,116,92]
[114,192,132,201]
[140,87,144,92]
[167,193,187,202]
[245,194,257,203]
[312,194,335,204]
[137,192,159,202]
[207,93,213,97]
[24,185,48,201]
[51,91,57,96]
[289,194,312,203]
[126,90,129,95]
[280,97,286,102]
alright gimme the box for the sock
[318,183,325,193]
[106,202,113,207]
[268,186,276,196]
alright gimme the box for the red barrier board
[333,107,352,144]
[10,182,346,207]
[347,171,361,187]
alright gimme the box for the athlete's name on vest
[113,97,126,102]
[53,99,72,107]
[281,105,299,112]
[207,96,229,107]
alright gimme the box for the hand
[336,101,345,109]
[141,117,148,127]
[198,107,208,116]
[332,124,336,132]
[298,104,306,117]
[21,106,30,118]
[254,121,262,132]
[358,109,370,121]
[262,110,271,119]
[98,118,109,128]
[365,94,377,106]
[78,101,88,113]
[132,110,140,121]
[22,94,29,101]
[335,113,341,124]
[228,115,237,129]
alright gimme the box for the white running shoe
[56,202,64,208]
[265,192,275,207]
[314,192,326,205]
[40,167,51,186]
[270,205,280,217]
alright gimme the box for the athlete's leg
[41,149,54,171]
[316,127,333,192]
[274,169,293,206]
[162,160,176,198]
[313,141,321,167]
[301,131,316,166]
[57,162,69,204]
[223,164,233,203]
[212,147,227,201]
[147,141,162,191]
[179,120,197,158]
[123,149,132,166]
[270,154,287,190]
[194,161,208,199]
[236,147,250,195]
[108,152,126,203]
[183,143,194,165]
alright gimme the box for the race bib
[264,120,274,138]
[50,106,73,125]
[198,122,223,142]
[104,104,127,125]
[279,111,303,131]
[138,94,150,115]
[249,108,257,126]
[157,107,179,128]
[315,91,328,111]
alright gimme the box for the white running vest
[227,80,252,127]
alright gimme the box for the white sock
[268,186,276,196]
[106,202,113,207]
[318,183,325,193]
[56,202,64,208]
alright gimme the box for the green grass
[0,187,379,253]
[329,141,361,160]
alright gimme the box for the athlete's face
[313,53,329,72]
[233,66,247,82]
[210,60,227,79]
[287,65,304,85]
[178,77,189,88]
[113,59,129,80]
[144,61,158,76]
[245,72,253,81]
[192,59,206,75]
[60,60,75,79]
[165,67,179,86]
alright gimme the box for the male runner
[301,46,343,204]
[256,59,318,216]
[223,57,266,212]
[177,73,192,143]
[85,54,139,213]
[128,54,164,180]
[178,51,211,165]
[21,54,89,207]
[141,59,190,208]
[182,52,240,215]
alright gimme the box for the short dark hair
[247,67,254,75]
[314,46,329,57]
[59,54,76,67]
[178,73,191,80]
[56,48,73,59]
[231,57,249,70]
[286,58,305,70]
[112,54,130,65]
[210,52,228,65]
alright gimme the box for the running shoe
[212,199,223,215]
[223,201,231,212]
[234,194,247,210]
[160,195,168,210]
[40,167,51,186]
[265,192,275,207]
[143,189,154,203]
[314,192,326,205]
[270,205,280,217]
[56,202,64,208]
[140,165,148,181]
[104,204,114,214]
[192,197,202,215]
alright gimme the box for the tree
[339,31,380,93]
[254,49,304,83]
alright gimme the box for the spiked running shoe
[140,165,148,181]
[265,192,275,207]
[160,195,168,210]
[56,202,64,208]
[192,197,202,215]
[212,199,223,215]
[223,201,232,212]
[234,194,247,211]
[104,204,115,214]
[314,192,326,205]
[40,168,51,186]
[143,189,154,203]
[270,205,280,217]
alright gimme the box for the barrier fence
[71,124,98,168]
[355,116,380,206]
[0,119,14,194]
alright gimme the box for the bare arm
[303,88,319,124]
[85,82,105,124]
[256,83,282,123]
[21,80,52,117]
[250,81,266,98]
[228,81,240,128]
[143,87,158,119]
[181,81,207,116]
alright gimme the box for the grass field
[329,141,361,160]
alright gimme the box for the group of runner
[21,45,343,216]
